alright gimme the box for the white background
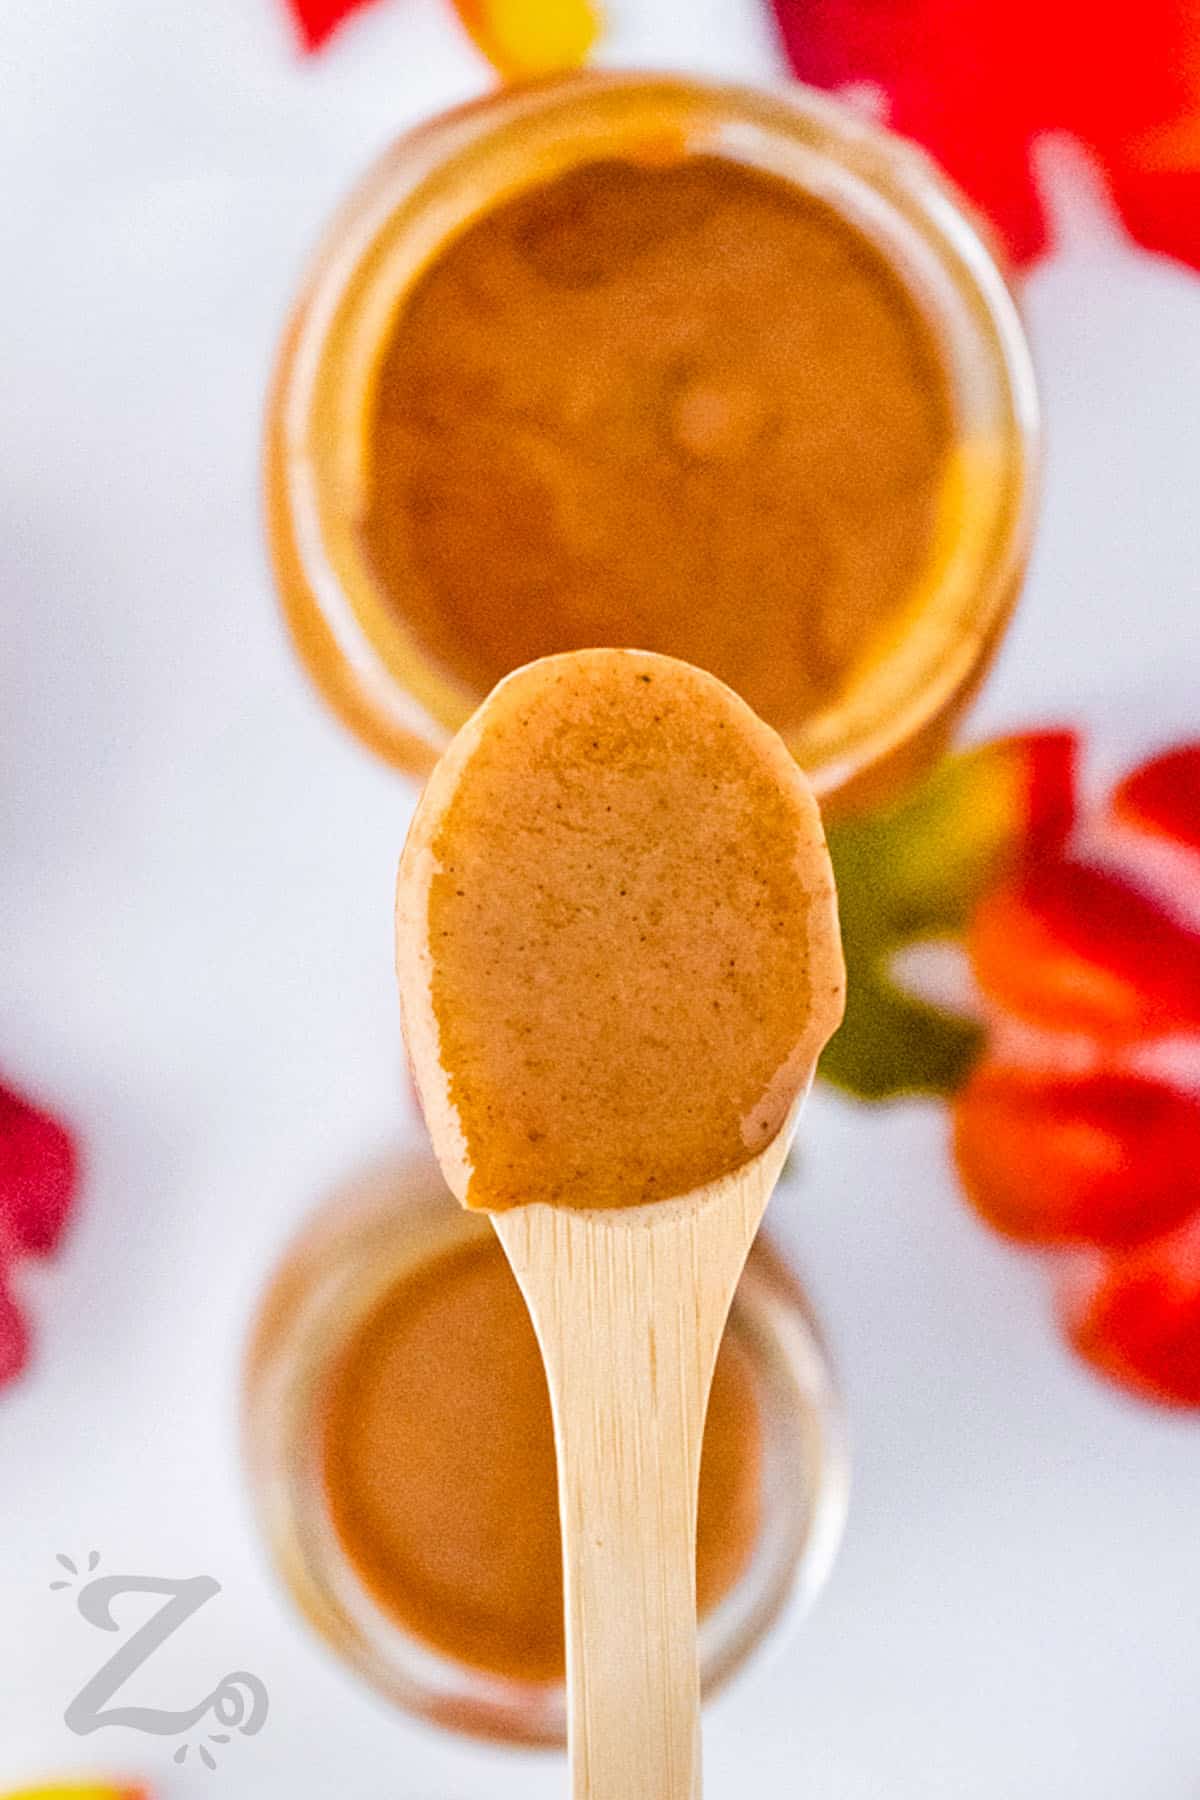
[2,1,1199,1796]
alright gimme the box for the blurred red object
[956,743,1200,1405]
[828,733,1200,1406]
[0,1081,79,1390]
[971,858,1200,1043]
[1062,1216,1200,1409]
[769,0,1200,269]
[1115,743,1200,852]
[955,1068,1200,1250]
[286,0,370,48]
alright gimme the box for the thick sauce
[400,649,843,1210]
[321,1234,762,1683]
[363,155,952,735]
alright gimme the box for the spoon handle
[495,1162,781,1800]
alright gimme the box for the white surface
[2,2,1199,1796]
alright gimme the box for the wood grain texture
[494,1114,796,1800]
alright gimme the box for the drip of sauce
[399,649,843,1211]
[321,1234,762,1684]
[362,155,952,735]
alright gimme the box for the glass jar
[264,70,1036,814]
[241,1149,848,1746]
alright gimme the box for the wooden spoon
[396,650,843,1800]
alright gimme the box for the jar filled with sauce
[242,1151,846,1744]
[265,72,1036,813]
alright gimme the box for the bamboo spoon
[396,650,843,1800]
